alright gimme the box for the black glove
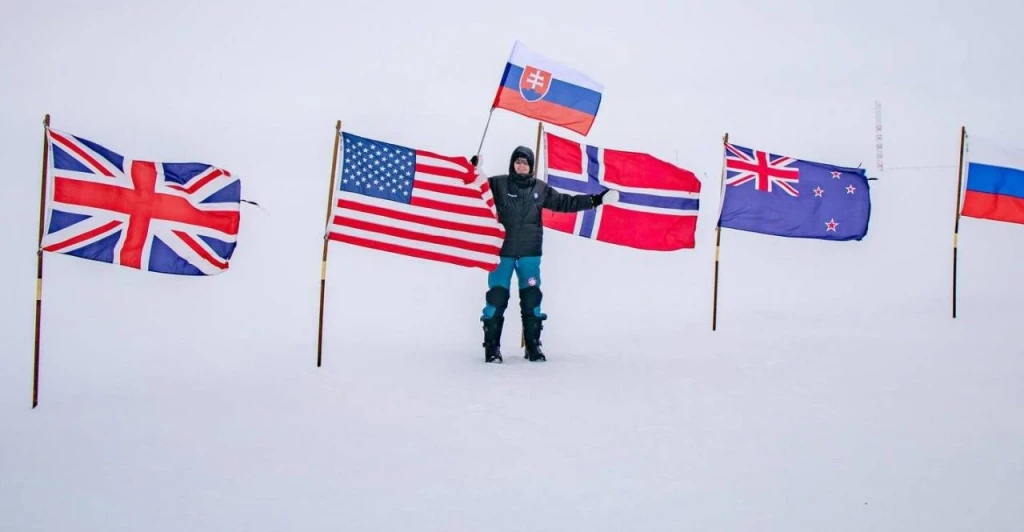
[591,188,619,207]
[470,155,479,167]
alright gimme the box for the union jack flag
[725,143,801,196]
[40,128,242,276]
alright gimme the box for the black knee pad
[486,286,510,316]
[519,286,543,317]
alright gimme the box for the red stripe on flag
[541,211,579,234]
[414,179,483,199]
[410,197,498,219]
[172,230,229,269]
[43,220,122,252]
[167,169,225,195]
[596,206,697,250]
[546,134,583,174]
[336,199,505,239]
[416,163,472,183]
[601,149,702,193]
[53,176,241,236]
[49,131,116,177]
[327,233,498,271]
[493,87,596,136]
[416,150,473,170]
[333,217,501,256]
[961,190,1024,225]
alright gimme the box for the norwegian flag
[40,128,242,276]
[542,131,701,251]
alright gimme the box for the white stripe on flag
[333,191,500,229]
[968,134,1024,171]
[331,204,504,248]
[329,224,501,267]
[507,41,603,93]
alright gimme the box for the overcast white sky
[4,0,1020,342]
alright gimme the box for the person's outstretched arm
[542,182,618,212]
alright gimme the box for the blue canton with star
[340,133,417,204]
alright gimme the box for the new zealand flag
[717,142,871,241]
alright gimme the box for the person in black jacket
[472,145,618,363]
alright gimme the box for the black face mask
[508,146,536,181]
[512,159,531,176]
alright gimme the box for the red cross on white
[42,130,239,273]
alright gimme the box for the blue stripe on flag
[47,209,91,234]
[547,176,699,211]
[74,135,124,171]
[199,235,237,259]
[586,145,601,182]
[501,64,602,116]
[67,230,120,263]
[200,179,241,204]
[579,208,597,238]
[967,162,1024,200]
[148,237,204,276]
[163,163,215,186]
[577,147,601,238]
[547,174,603,194]
[619,191,699,210]
[52,144,93,173]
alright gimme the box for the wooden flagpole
[32,113,51,408]
[317,119,343,367]
[533,121,543,171]
[711,132,729,331]
[522,121,544,348]
[952,125,966,318]
[540,123,549,181]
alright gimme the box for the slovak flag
[491,41,604,136]
[542,132,702,251]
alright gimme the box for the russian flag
[491,41,604,136]
[962,134,1024,225]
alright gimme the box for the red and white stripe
[328,151,505,270]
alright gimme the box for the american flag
[327,132,504,270]
[41,128,241,275]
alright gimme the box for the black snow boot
[482,316,504,363]
[522,315,546,362]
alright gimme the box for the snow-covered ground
[2,1,1022,530]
